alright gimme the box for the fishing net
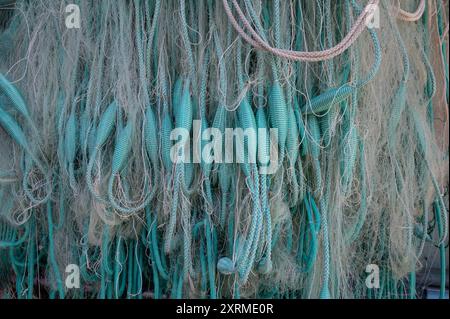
[0,0,448,299]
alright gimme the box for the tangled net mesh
[0,0,448,299]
